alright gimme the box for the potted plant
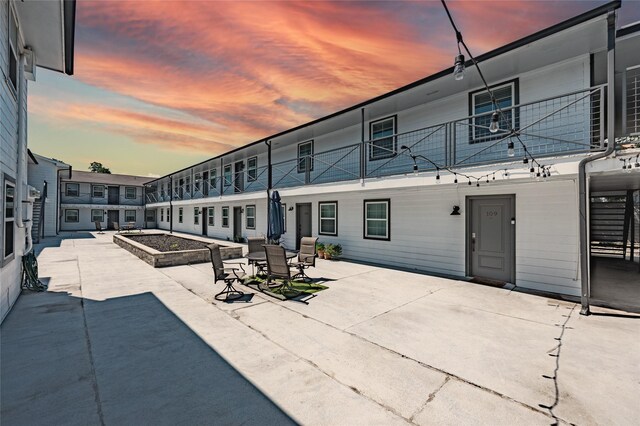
[332,244,342,260]
[324,243,334,260]
[316,242,325,257]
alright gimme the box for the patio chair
[291,237,318,282]
[94,221,105,234]
[113,222,121,234]
[247,236,267,276]
[264,244,299,296]
[207,243,245,301]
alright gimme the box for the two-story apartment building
[0,0,75,322]
[144,1,639,312]
[59,171,152,231]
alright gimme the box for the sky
[28,0,640,177]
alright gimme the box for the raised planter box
[113,233,243,268]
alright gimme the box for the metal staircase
[590,190,637,259]
[30,181,47,244]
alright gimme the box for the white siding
[60,206,145,231]
[27,159,62,236]
[0,1,27,322]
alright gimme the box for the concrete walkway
[1,231,639,425]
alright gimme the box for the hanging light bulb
[503,170,510,179]
[546,168,552,178]
[453,173,458,184]
[507,141,515,157]
[435,170,441,184]
[635,158,640,168]
[625,161,632,173]
[468,179,472,186]
[476,181,480,187]
[489,112,500,133]
[486,176,490,184]
[523,157,529,165]
[492,173,495,181]
[413,163,418,172]
[536,169,541,181]
[529,167,536,178]
[453,54,465,81]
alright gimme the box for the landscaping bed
[124,234,207,252]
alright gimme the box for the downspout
[15,54,33,255]
[169,176,173,234]
[578,11,616,316]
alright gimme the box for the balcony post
[169,175,173,234]
[305,155,311,185]
[220,158,224,195]
[266,140,272,190]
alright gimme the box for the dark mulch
[125,234,211,252]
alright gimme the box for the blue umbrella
[267,190,284,242]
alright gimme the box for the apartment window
[246,205,256,229]
[222,206,229,227]
[7,5,18,91]
[92,185,104,198]
[194,207,200,225]
[91,209,104,222]
[470,80,517,141]
[146,210,156,222]
[626,66,640,135]
[178,208,183,223]
[297,141,314,173]
[223,165,232,187]
[161,208,164,222]
[246,157,258,182]
[65,209,79,223]
[125,210,136,222]
[66,183,79,197]
[369,116,397,160]
[208,207,215,226]
[364,199,390,240]
[3,178,16,261]
[209,169,217,188]
[194,173,201,193]
[319,202,338,236]
[125,187,136,199]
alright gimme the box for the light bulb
[489,112,500,133]
[507,141,515,157]
[453,54,465,81]
[635,162,640,168]
[523,157,528,165]
[413,164,418,173]
[529,167,535,178]
[454,174,458,184]
[536,171,541,181]
[476,181,480,187]
[468,180,472,186]
[435,173,441,184]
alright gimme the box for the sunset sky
[28,0,639,177]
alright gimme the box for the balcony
[145,86,605,203]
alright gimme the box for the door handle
[471,233,476,252]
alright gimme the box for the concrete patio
[1,231,638,426]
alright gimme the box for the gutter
[578,11,616,316]
[56,165,71,234]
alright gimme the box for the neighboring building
[145,2,640,312]
[0,0,76,321]
[59,171,152,231]
[27,152,71,241]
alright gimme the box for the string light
[436,168,441,184]
[453,54,465,81]
[507,141,515,157]
[635,155,640,168]
[489,112,500,134]
[529,166,536,178]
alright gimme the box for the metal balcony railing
[145,85,606,201]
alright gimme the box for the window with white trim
[246,205,256,229]
[91,209,104,222]
[297,141,314,173]
[209,169,217,189]
[369,116,396,160]
[222,206,229,227]
[247,157,258,181]
[208,207,214,226]
[125,187,136,199]
[178,208,183,223]
[471,81,516,141]
[223,165,232,187]
[3,179,16,261]
[65,209,79,223]
[194,207,200,225]
[7,4,19,91]
[92,185,104,198]
[66,183,79,197]
[125,210,136,222]
[146,210,156,222]
[364,199,390,240]
[319,202,338,236]
[194,173,201,193]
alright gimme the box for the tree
[89,162,111,174]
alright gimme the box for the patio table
[244,251,298,291]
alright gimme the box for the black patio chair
[263,244,300,296]
[291,237,318,282]
[207,243,246,301]
[94,221,105,234]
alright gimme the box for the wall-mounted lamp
[450,206,461,216]
[288,206,294,211]
[240,208,244,214]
